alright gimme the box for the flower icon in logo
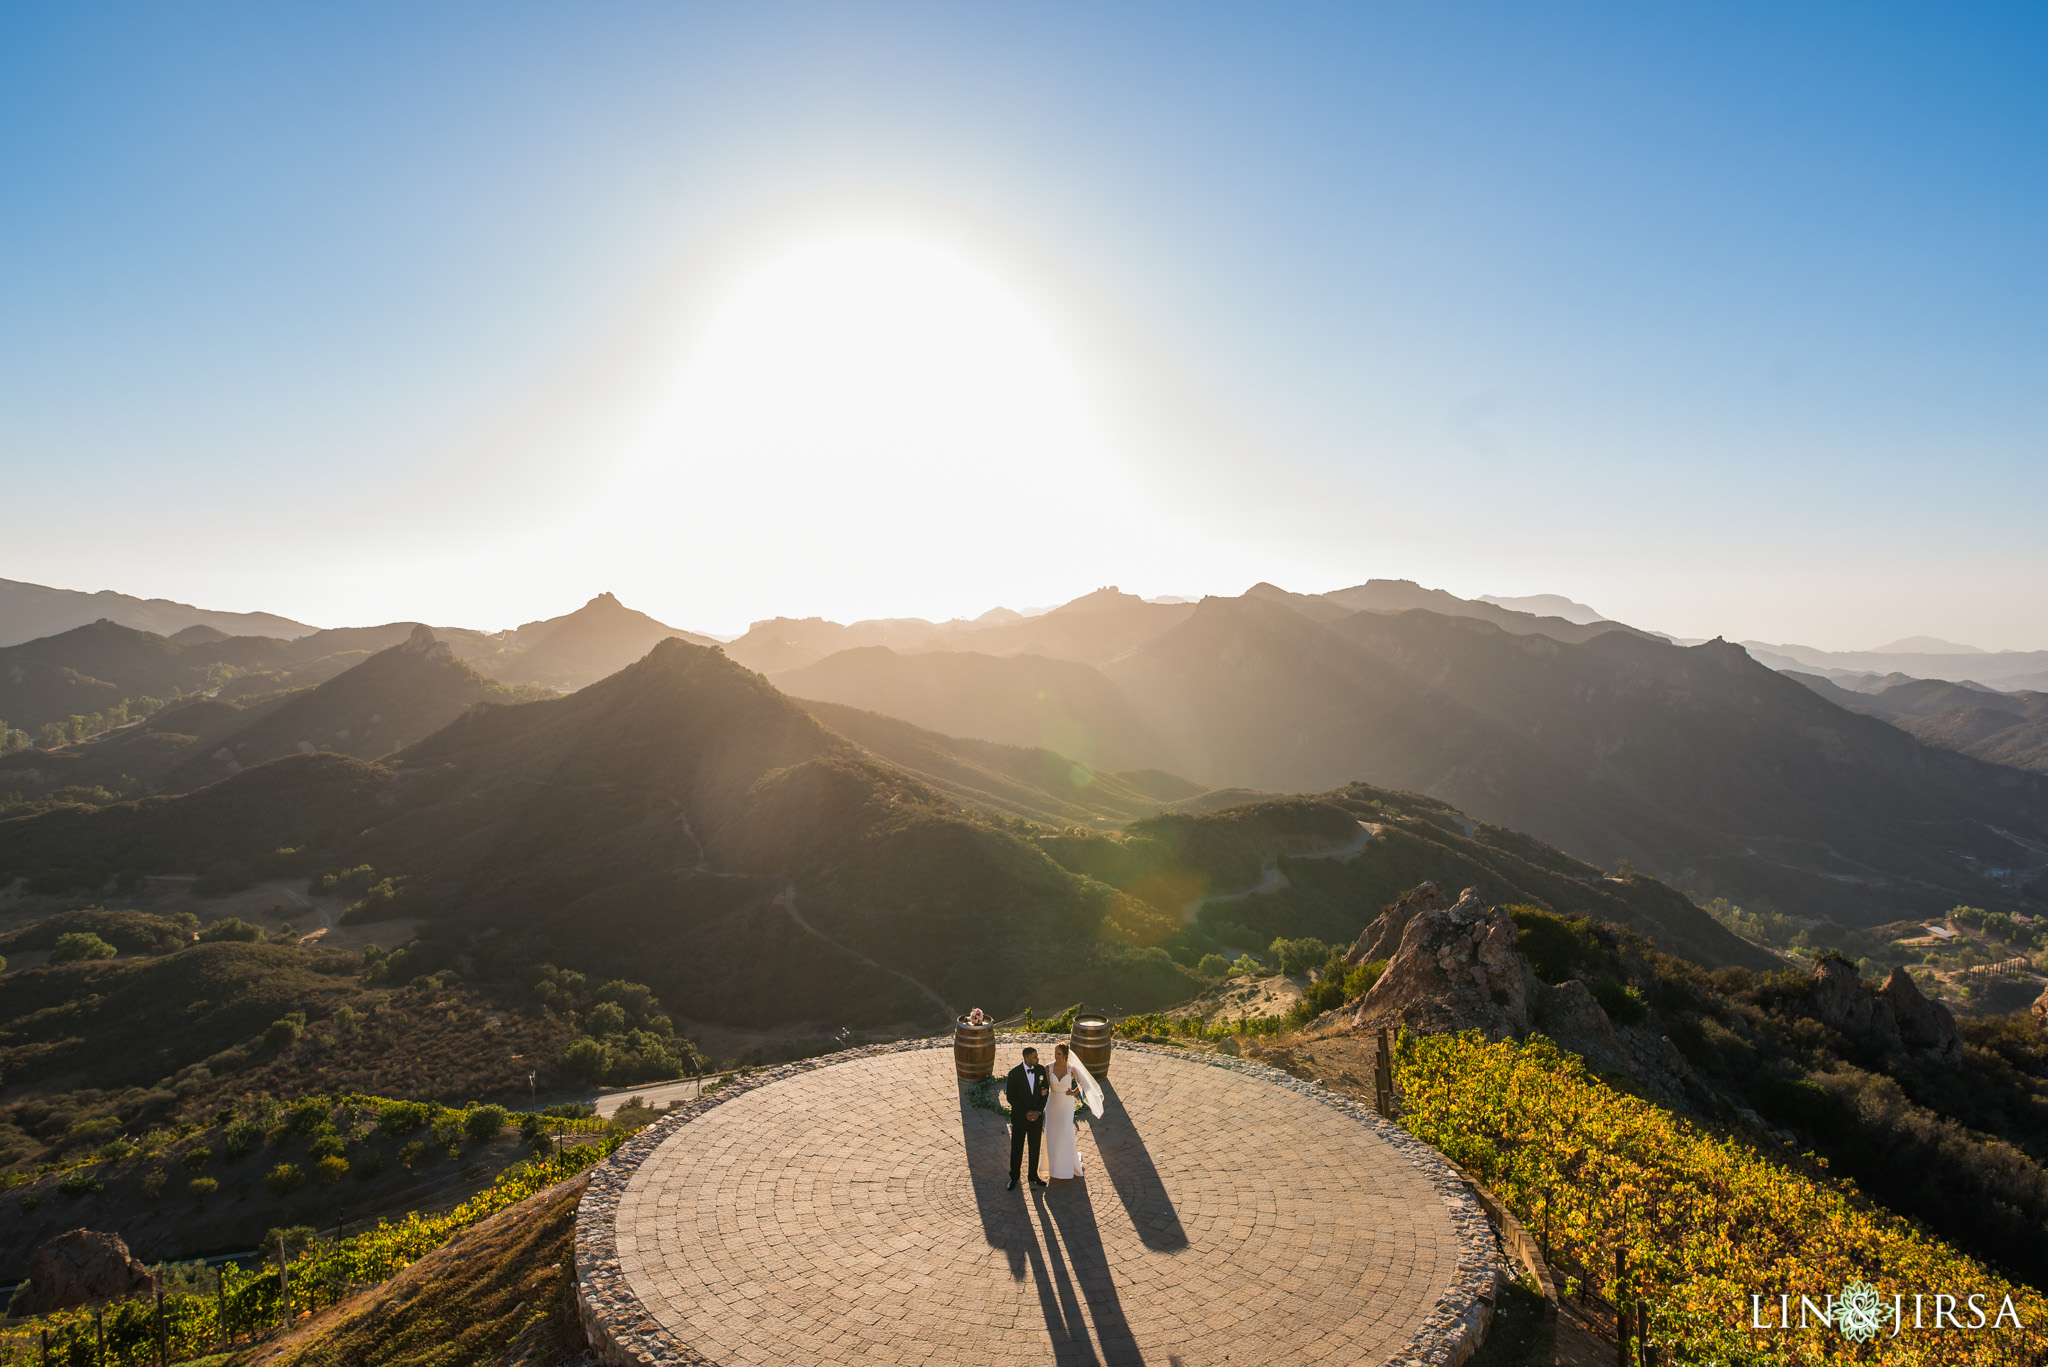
[1835,1281,1892,1343]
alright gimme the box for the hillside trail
[774,881,955,1022]
[1184,820,1380,923]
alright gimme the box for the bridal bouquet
[963,1008,991,1025]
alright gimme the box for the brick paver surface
[611,1046,1464,1365]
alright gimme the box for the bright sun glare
[620,228,1133,619]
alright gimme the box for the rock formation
[12,1230,156,1315]
[1875,965,1961,1065]
[1345,881,1451,965]
[1341,881,1697,1102]
[1807,955,1960,1066]
[2033,982,2048,1031]
[1350,886,1537,1038]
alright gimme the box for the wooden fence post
[94,1307,104,1367]
[278,1234,291,1330]
[1374,1027,1393,1118]
[39,1326,48,1367]
[156,1284,167,1367]
[217,1269,228,1347]
[1615,1247,1628,1367]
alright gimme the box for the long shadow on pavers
[1092,1080,1189,1252]
[1037,1182,1146,1366]
[960,1085,1087,1355]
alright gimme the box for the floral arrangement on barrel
[962,1008,991,1026]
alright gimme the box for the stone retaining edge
[573,1033,1507,1367]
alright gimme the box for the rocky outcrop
[2032,982,2048,1031]
[12,1230,156,1315]
[1810,955,1903,1049]
[1807,956,1960,1066]
[1350,887,1538,1038]
[1875,966,1961,1065]
[1346,881,1452,965]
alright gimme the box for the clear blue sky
[1,4,2042,646]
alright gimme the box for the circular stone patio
[575,1038,1503,1367]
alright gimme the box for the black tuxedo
[1006,1061,1051,1181]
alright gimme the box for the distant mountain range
[1788,672,2048,781]
[1742,640,2048,693]
[6,576,2046,930]
[0,636,1781,1031]
[737,585,2048,923]
[0,577,313,647]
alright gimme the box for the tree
[198,917,263,943]
[50,932,117,963]
[1197,953,1230,979]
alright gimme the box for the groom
[1004,1046,1051,1190]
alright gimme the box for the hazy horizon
[10,569,2048,660]
[3,7,2043,651]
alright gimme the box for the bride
[1044,1042,1106,1181]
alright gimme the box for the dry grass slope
[230,1175,589,1367]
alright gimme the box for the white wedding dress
[1043,1057,1106,1180]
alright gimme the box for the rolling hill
[468,592,719,691]
[0,637,1784,1036]
[1787,671,2048,777]
[772,645,1183,774]
[0,576,312,648]
[797,697,1208,827]
[163,626,546,785]
[1097,594,2048,923]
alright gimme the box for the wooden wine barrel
[1070,1015,1113,1079]
[954,1017,995,1080]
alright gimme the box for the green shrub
[1229,953,1262,975]
[65,1116,121,1148]
[263,1013,306,1049]
[58,1169,103,1196]
[464,1105,510,1141]
[286,1099,330,1133]
[585,1001,630,1036]
[377,1100,432,1136]
[309,1133,346,1160]
[542,1102,597,1119]
[1587,977,1649,1027]
[312,1155,349,1185]
[350,1150,385,1180]
[1344,959,1388,999]
[562,1037,610,1082]
[181,1146,212,1171]
[198,917,263,943]
[188,1176,218,1199]
[1511,907,1590,985]
[1197,953,1230,979]
[397,1141,433,1169]
[95,1138,134,1161]
[1760,1076,1842,1137]
[140,1169,168,1198]
[1268,937,1332,976]
[50,931,118,964]
[221,1119,263,1160]
[265,1162,306,1195]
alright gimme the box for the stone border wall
[574,1034,1506,1367]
